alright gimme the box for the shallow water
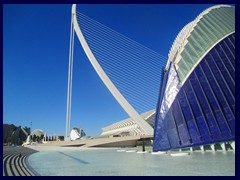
[27,149,235,176]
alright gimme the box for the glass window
[203,65,228,108]
[186,118,201,144]
[178,90,194,120]
[198,23,217,45]
[222,41,235,68]
[201,17,222,39]
[218,42,235,72]
[190,74,211,114]
[181,50,195,69]
[194,26,212,46]
[191,30,208,51]
[207,52,235,110]
[164,108,176,130]
[177,60,190,81]
[209,12,229,34]
[172,100,184,125]
[166,112,181,147]
[209,51,235,96]
[196,116,212,143]
[214,110,231,139]
[178,123,191,145]
[223,107,235,134]
[229,34,235,42]
[194,65,219,110]
[183,81,202,118]
[213,9,234,31]
[205,113,222,140]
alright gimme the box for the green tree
[40,134,44,141]
[32,134,37,142]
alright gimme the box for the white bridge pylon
[66,4,153,139]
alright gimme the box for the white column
[220,142,226,151]
[200,145,205,151]
[210,144,216,151]
[65,12,75,141]
[230,141,235,150]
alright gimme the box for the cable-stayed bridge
[66,4,167,140]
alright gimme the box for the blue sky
[3,4,222,137]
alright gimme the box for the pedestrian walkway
[3,146,38,176]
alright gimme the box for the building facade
[153,5,235,151]
[101,110,155,138]
[3,124,30,145]
[70,128,86,141]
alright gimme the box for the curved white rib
[71,4,153,135]
[166,5,233,72]
[166,21,193,70]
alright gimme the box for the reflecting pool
[27,148,235,176]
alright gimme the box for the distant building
[100,110,155,138]
[3,124,30,145]
[31,129,44,137]
[57,136,65,141]
[70,128,86,141]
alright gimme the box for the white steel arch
[69,4,153,136]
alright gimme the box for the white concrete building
[100,110,155,138]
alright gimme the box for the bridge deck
[34,135,153,148]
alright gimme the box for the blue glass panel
[153,111,171,151]
[223,107,235,135]
[229,34,235,49]
[221,41,235,68]
[190,71,222,141]
[194,66,219,111]
[164,111,180,147]
[195,116,212,143]
[230,34,235,41]
[213,46,235,97]
[178,124,191,146]
[211,48,235,82]
[167,128,180,148]
[207,54,235,106]
[187,119,202,144]
[214,110,232,139]
[205,113,222,140]
[200,60,232,136]
[201,61,226,107]
[165,107,176,130]
[153,67,172,152]
[178,90,202,144]
[153,33,235,151]
[226,35,235,53]
[172,101,184,124]
[215,44,235,81]
[153,115,171,151]
[183,81,202,117]
[172,99,191,145]
[183,80,212,142]
[203,57,235,118]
